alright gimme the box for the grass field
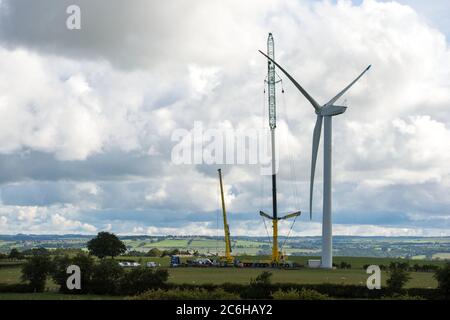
[433,253,450,260]
[116,255,447,269]
[0,265,438,301]
[123,238,272,255]
[0,292,122,300]
[168,268,437,288]
[0,255,442,293]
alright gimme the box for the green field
[3,236,449,259]
[168,268,436,288]
[0,292,122,300]
[0,255,442,296]
[433,253,450,260]
[0,264,438,300]
[123,238,272,255]
[117,254,447,269]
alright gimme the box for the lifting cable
[216,177,222,257]
[278,80,301,251]
[260,78,272,245]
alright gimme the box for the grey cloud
[0,0,272,70]
[0,151,166,184]
[0,0,449,235]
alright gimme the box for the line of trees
[363,262,441,273]
[0,248,25,260]
[333,261,352,269]
[18,232,169,295]
[21,252,169,294]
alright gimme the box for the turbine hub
[320,105,347,116]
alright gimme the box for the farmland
[0,255,443,289]
[0,234,448,300]
[1,235,450,259]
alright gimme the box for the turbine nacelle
[258,49,371,220]
[319,105,347,117]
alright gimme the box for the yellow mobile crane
[217,168,233,265]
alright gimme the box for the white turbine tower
[259,50,371,268]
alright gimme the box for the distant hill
[1,234,449,259]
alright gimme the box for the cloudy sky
[0,0,449,236]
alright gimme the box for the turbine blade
[259,50,321,112]
[310,115,323,219]
[325,65,371,106]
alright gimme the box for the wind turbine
[259,50,371,268]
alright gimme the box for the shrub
[161,249,179,257]
[363,264,387,271]
[120,267,169,295]
[51,253,94,293]
[0,283,32,293]
[383,294,425,300]
[130,288,240,300]
[272,288,329,300]
[146,248,162,257]
[434,263,450,297]
[125,250,146,257]
[242,271,273,299]
[21,255,53,292]
[387,264,411,293]
[71,253,95,291]
[208,288,240,300]
[389,262,409,270]
[8,248,23,260]
[90,259,124,294]
[51,255,73,293]
[21,247,49,256]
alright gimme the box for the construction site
[169,32,371,270]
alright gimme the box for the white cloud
[0,204,97,234]
[0,216,7,230]
[127,220,450,237]
[188,65,222,97]
[0,0,448,235]
[17,206,37,223]
[51,213,97,233]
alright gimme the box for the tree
[51,253,95,293]
[160,250,170,257]
[146,248,162,257]
[120,267,169,295]
[339,261,351,269]
[21,255,53,292]
[71,252,95,291]
[90,259,124,294]
[244,271,273,299]
[8,248,22,260]
[434,263,450,297]
[253,271,273,285]
[87,232,126,259]
[387,264,411,293]
[51,255,73,292]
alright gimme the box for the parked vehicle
[146,261,160,268]
[118,261,141,268]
